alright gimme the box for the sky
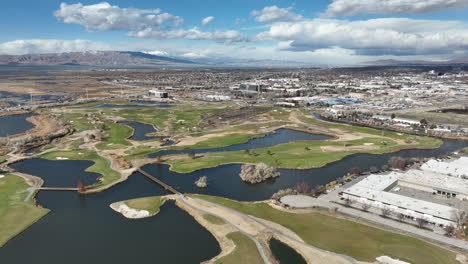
[1,0,468,65]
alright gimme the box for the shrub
[195,176,208,188]
[239,163,280,184]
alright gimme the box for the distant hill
[0,51,196,66]
[361,57,468,66]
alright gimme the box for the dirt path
[176,195,358,264]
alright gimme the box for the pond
[269,238,307,264]
[1,160,221,264]
[10,159,100,187]
[0,113,35,137]
[148,128,332,158]
[121,122,159,141]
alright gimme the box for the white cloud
[129,27,248,42]
[143,50,169,56]
[54,2,184,31]
[251,6,303,23]
[258,18,468,56]
[0,39,110,55]
[325,0,468,17]
[201,16,215,26]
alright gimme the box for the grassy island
[0,174,49,247]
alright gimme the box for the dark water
[162,140,175,146]
[269,238,307,264]
[10,159,100,187]
[148,129,332,158]
[121,122,158,141]
[0,113,35,137]
[96,104,174,108]
[131,100,168,104]
[1,161,220,264]
[0,91,66,106]
[143,139,468,201]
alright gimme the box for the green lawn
[214,232,264,264]
[193,195,458,264]
[40,150,121,189]
[203,214,225,225]
[166,136,441,173]
[0,174,49,247]
[124,196,163,214]
[96,122,133,150]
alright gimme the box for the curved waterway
[269,238,307,264]
[121,122,158,141]
[142,139,468,201]
[0,113,35,137]
[148,128,332,158]
[1,160,220,264]
[10,159,100,187]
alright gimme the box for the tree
[388,156,407,170]
[397,213,405,222]
[344,199,354,207]
[381,207,392,218]
[351,167,361,175]
[416,218,429,229]
[267,150,274,156]
[444,225,456,237]
[361,203,371,212]
[295,182,312,194]
[188,151,196,159]
[452,208,467,230]
[391,113,396,119]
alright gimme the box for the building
[205,95,231,101]
[399,170,468,200]
[420,157,468,178]
[148,89,168,98]
[342,173,458,227]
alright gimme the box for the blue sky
[1,0,468,64]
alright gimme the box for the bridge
[38,187,80,191]
[137,168,180,195]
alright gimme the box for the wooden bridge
[137,169,180,195]
[38,187,80,191]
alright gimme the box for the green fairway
[203,214,225,225]
[40,150,121,189]
[0,174,49,247]
[166,136,441,173]
[193,194,458,264]
[214,232,264,264]
[96,122,133,150]
[124,196,163,214]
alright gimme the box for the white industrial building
[148,89,168,98]
[205,95,231,101]
[341,157,468,228]
[420,157,468,178]
[342,173,458,227]
[399,170,468,200]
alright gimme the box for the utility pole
[86,88,89,100]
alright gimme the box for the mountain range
[0,50,314,67]
[361,57,468,66]
[0,51,196,66]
